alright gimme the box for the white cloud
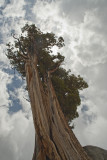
[3,0,25,18]
[0,61,35,160]
[0,70,12,107]
[0,109,35,160]
[0,44,10,64]
[15,85,32,118]
[0,0,5,6]
[74,108,107,149]
[0,68,35,160]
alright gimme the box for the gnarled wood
[25,54,92,160]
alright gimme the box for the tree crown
[6,24,88,122]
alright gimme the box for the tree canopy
[6,24,88,122]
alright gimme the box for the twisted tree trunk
[25,54,91,160]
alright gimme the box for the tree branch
[13,34,28,60]
[47,62,62,78]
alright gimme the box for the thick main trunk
[25,55,91,160]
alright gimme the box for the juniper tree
[6,24,90,160]
[7,24,88,122]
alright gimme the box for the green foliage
[6,24,88,122]
[52,69,88,121]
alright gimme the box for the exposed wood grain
[25,54,92,160]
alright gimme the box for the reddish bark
[25,54,92,160]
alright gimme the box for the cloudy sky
[0,0,107,159]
